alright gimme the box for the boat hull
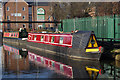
[27,41,101,60]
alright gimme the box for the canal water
[0,43,120,80]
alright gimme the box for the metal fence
[61,15,120,41]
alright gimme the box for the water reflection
[3,44,29,71]
[0,47,3,80]
[99,60,120,79]
[28,51,73,78]
[2,44,71,78]
[2,43,120,79]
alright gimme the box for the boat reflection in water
[3,44,29,72]
[3,44,120,80]
[3,44,28,58]
[3,44,73,78]
[28,52,73,78]
[4,43,120,79]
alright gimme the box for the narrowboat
[27,31,102,60]
[3,31,28,39]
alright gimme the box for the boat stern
[86,47,100,53]
[85,33,103,54]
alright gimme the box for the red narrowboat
[3,31,28,38]
[27,31,102,60]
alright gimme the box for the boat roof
[72,31,92,49]
[30,31,93,35]
[73,31,92,34]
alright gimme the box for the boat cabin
[28,33,73,48]
[3,31,28,38]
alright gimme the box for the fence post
[74,18,75,32]
[114,14,116,42]
[97,16,98,37]
[61,21,63,31]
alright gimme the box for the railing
[97,38,113,42]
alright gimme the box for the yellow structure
[86,34,99,53]
[86,66,100,80]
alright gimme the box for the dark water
[0,43,120,80]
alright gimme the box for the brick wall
[32,6,53,29]
[3,1,53,31]
[3,1,29,31]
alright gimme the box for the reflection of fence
[102,62,120,79]
[62,15,120,41]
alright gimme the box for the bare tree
[49,2,120,20]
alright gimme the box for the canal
[0,43,120,80]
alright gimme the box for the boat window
[59,37,63,44]
[60,64,64,72]
[52,61,55,67]
[14,49,15,52]
[12,48,13,51]
[16,34,18,37]
[9,33,10,37]
[51,36,54,43]
[16,50,17,53]
[14,33,15,36]
[34,35,37,41]
[41,57,44,63]
[41,36,44,41]
[11,33,13,36]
